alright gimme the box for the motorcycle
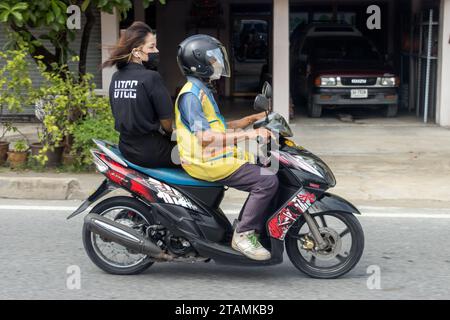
[68,82,364,279]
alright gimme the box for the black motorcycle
[68,82,364,279]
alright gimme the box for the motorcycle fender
[66,179,116,220]
[309,192,361,215]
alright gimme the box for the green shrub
[33,56,110,166]
[71,98,119,168]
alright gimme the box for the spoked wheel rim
[288,212,360,273]
[90,206,151,269]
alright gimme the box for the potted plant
[0,47,34,165]
[32,56,94,168]
[31,96,64,167]
[0,122,11,165]
[7,139,29,168]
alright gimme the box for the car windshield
[302,36,381,61]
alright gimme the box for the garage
[288,0,442,122]
[98,0,450,126]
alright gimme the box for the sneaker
[231,229,271,261]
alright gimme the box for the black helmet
[177,34,231,80]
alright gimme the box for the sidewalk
[1,110,450,208]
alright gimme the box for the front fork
[302,211,328,250]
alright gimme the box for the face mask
[142,52,160,70]
[210,61,223,80]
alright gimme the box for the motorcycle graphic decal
[147,177,199,211]
[268,189,317,240]
[97,152,199,211]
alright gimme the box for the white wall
[436,0,450,126]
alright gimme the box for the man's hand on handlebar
[249,128,276,144]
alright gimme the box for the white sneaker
[231,229,271,261]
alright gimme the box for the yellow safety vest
[175,80,254,181]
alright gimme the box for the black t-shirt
[109,63,175,167]
[109,63,173,135]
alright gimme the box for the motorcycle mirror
[262,81,272,99]
[253,94,270,112]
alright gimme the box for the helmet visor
[205,46,231,78]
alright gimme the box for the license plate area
[350,89,368,98]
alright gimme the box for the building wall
[99,0,448,126]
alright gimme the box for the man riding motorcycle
[175,34,278,260]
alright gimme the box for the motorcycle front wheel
[285,211,364,279]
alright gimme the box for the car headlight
[381,77,397,86]
[320,77,337,86]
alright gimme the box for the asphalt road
[0,199,449,300]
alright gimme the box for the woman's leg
[119,132,180,168]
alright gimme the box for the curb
[0,177,85,200]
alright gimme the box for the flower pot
[62,152,76,166]
[7,151,28,169]
[30,143,63,167]
[0,141,10,165]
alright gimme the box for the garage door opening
[289,0,441,123]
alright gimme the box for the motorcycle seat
[109,146,222,188]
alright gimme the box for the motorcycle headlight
[380,77,397,86]
[320,77,337,86]
[293,155,324,178]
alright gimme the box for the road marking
[0,205,79,211]
[222,209,450,219]
[0,205,450,219]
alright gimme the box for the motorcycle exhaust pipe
[84,213,173,261]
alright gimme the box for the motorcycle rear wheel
[82,196,156,275]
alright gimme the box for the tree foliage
[0,0,165,78]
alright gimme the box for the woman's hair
[102,21,155,69]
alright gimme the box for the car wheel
[308,95,322,118]
[383,104,398,118]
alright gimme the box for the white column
[272,0,290,122]
[436,0,450,126]
[100,9,120,94]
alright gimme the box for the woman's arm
[160,118,173,134]
[144,72,175,134]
